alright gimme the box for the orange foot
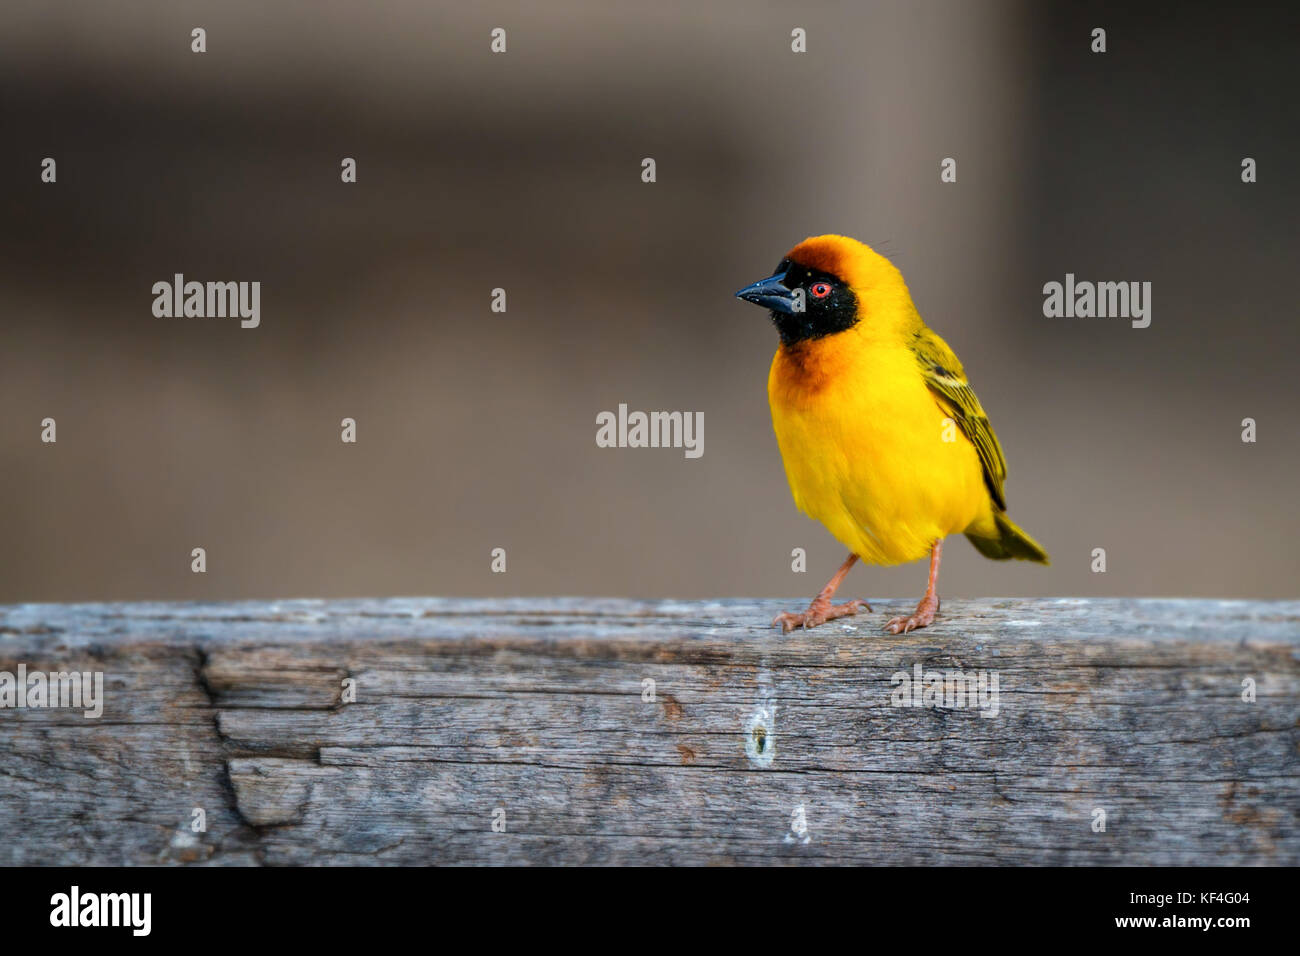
[773,598,872,634]
[884,594,939,634]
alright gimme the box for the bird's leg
[886,540,943,634]
[772,553,872,634]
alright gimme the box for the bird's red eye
[810,282,832,299]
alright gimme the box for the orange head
[735,234,917,346]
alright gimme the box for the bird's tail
[966,512,1050,564]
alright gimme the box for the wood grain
[1,597,1296,865]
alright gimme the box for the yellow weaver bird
[736,234,1048,634]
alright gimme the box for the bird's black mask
[735,259,860,346]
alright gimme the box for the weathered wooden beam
[0,597,1296,865]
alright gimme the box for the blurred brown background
[1,1,1296,603]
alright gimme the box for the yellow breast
[768,330,991,566]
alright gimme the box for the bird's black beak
[735,272,797,315]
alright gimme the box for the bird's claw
[884,615,923,634]
[772,598,872,634]
[884,596,939,634]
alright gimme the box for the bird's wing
[911,326,1008,511]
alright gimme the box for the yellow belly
[769,340,992,566]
